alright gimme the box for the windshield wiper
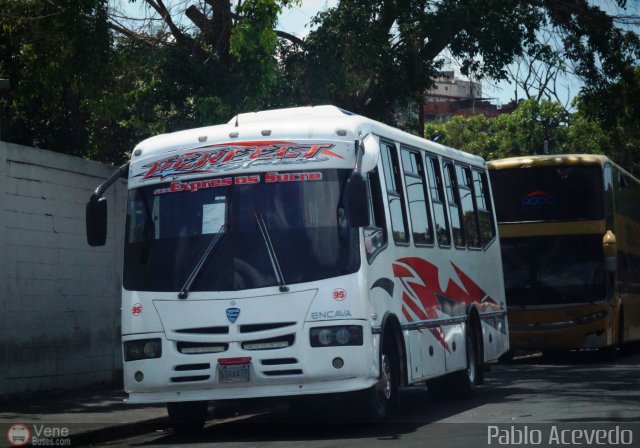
[178,225,227,300]
[254,212,289,293]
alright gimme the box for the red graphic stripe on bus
[137,142,343,181]
[392,257,502,351]
[393,260,448,351]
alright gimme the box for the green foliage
[0,0,112,157]
[423,97,637,174]
[230,0,285,105]
[576,67,640,174]
[282,0,411,123]
[0,0,638,170]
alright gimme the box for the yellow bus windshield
[502,235,606,306]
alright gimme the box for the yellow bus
[488,155,640,358]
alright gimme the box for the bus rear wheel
[427,320,480,400]
[167,401,208,434]
[452,320,480,398]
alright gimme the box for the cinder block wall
[0,142,127,396]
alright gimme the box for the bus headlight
[124,339,162,361]
[310,326,363,347]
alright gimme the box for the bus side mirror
[86,195,108,247]
[345,172,370,227]
[361,134,380,173]
[603,230,617,273]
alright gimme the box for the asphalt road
[94,349,640,448]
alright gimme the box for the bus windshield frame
[490,164,604,223]
[123,169,360,293]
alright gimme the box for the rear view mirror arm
[93,163,129,199]
[86,163,129,247]
[354,140,364,174]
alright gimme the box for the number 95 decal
[332,288,347,301]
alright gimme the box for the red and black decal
[137,141,342,181]
[392,257,502,351]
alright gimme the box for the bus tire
[167,401,208,434]
[362,335,399,421]
[452,318,480,398]
[427,319,480,400]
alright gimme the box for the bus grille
[241,335,294,351]
[239,322,296,333]
[177,341,228,354]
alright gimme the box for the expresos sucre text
[487,425,633,446]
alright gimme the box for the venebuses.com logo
[6,423,71,447]
[7,424,30,447]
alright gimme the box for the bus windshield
[502,235,605,306]
[123,169,360,292]
[490,165,603,223]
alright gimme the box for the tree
[503,30,575,111]
[2,1,638,165]
[87,0,303,163]
[575,66,640,174]
[106,0,300,111]
[0,0,112,156]
[502,2,640,112]
[424,98,613,165]
[283,0,639,127]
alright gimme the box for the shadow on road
[121,348,640,446]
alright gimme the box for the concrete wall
[0,142,127,396]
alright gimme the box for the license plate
[218,364,250,383]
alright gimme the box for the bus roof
[487,154,609,170]
[131,105,485,167]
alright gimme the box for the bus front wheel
[362,337,399,421]
[167,401,208,434]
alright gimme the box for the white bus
[86,106,508,431]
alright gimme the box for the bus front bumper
[122,322,378,404]
[506,303,616,351]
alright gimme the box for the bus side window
[364,168,388,261]
[443,161,465,248]
[457,164,481,249]
[472,169,496,247]
[426,156,451,247]
[380,141,409,245]
[401,147,434,246]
